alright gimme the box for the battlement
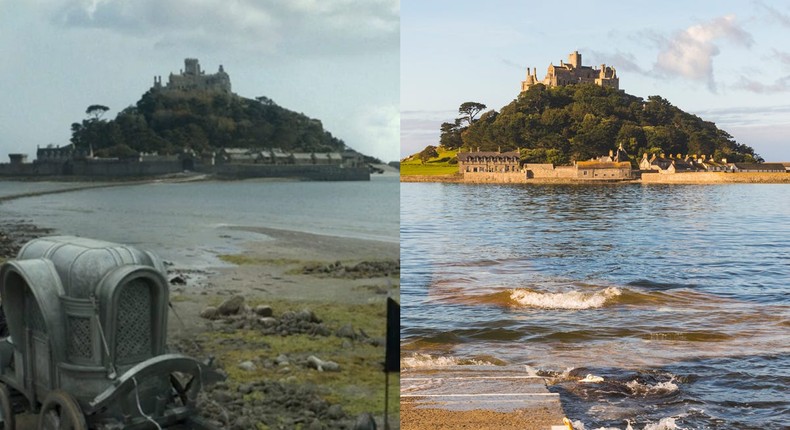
[153,58,232,93]
[521,51,618,91]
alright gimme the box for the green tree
[418,145,439,164]
[86,104,110,120]
[439,120,464,150]
[458,102,487,126]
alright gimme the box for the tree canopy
[70,91,350,158]
[442,84,760,164]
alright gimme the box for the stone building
[731,163,785,173]
[522,51,619,91]
[574,160,631,179]
[639,153,734,173]
[457,150,521,173]
[153,58,231,93]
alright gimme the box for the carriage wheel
[170,372,198,406]
[36,390,87,430]
[0,383,14,430]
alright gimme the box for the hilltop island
[1,58,387,181]
[403,51,789,184]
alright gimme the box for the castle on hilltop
[521,51,619,91]
[153,58,232,93]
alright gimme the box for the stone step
[401,365,571,430]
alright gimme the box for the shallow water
[400,182,790,429]
[0,175,399,267]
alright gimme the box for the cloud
[587,50,649,75]
[754,0,790,28]
[772,48,790,67]
[654,14,753,92]
[400,110,455,158]
[351,103,399,161]
[692,103,790,126]
[734,75,790,94]
[53,0,399,56]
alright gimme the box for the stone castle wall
[639,171,790,184]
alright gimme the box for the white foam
[510,287,622,309]
[580,374,605,383]
[572,417,682,430]
[401,353,496,369]
[625,379,679,395]
[643,417,680,430]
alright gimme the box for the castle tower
[568,51,581,68]
[184,58,201,76]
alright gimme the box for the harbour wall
[0,160,370,181]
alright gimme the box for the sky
[401,0,790,161]
[0,0,400,163]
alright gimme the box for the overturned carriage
[0,236,222,429]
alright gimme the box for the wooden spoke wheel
[0,383,14,430]
[37,390,87,430]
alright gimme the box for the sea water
[0,175,399,267]
[400,182,789,429]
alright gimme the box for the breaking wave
[401,353,501,369]
[509,286,623,309]
[572,417,681,430]
[626,379,679,396]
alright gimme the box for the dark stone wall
[0,160,370,181]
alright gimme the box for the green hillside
[70,91,352,158]
[400,146,459,176]
[442,83,760,164]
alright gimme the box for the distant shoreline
[401,172,790,184]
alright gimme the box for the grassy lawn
[401,147,459,176]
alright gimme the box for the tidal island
[1,58,390,181]
[402,51,790,184]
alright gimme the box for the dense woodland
[440,83,760,165]
[70,91,352,159]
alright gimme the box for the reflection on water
[401,182,790,429]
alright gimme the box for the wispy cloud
[734,75,790,94]
[587,50,650,75]
[754,0,790,28]
[53,0,399,56]
[693,103,790,126]
[654,14,753,92]
[400,110,454,158]
[771,48,790,67]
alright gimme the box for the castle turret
[184,58,201,76]
[568,51,581,68]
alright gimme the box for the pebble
[238,360,256,371]
[217,295,245,315]
[254,305,273,317]
[199,306,219,320]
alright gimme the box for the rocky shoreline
[0,220,54,260]
[0,216,399,429]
